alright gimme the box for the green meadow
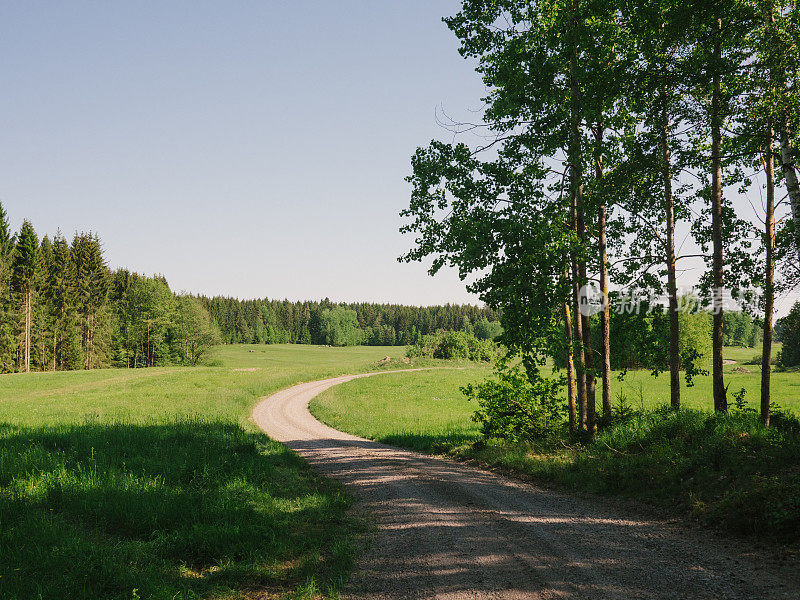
[0,345,413,600]
[3,342,798,600]
[312,345,800,455]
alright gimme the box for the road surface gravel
[251,371,800,600]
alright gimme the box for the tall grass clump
[574,407,800,539]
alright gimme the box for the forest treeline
[197,295,502,346]
[0,205,219,373]
[0,204,502,373]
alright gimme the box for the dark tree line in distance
[0,204,503,372]
[198,296,503,347]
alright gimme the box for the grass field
[4,343,797,599]
[310,368,490,453]
[311,346,800,452]
[311,346,800,543]
[0,344,417,600]
[587,344,799,413]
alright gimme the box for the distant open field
[0,344,412,426]
[0,344,417,600]
[312,346,800,455]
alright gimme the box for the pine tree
[50,232,80,370]
[33,235,54,370]
[72,233,110,369]
[0,203,16,371]
[11,220,38,372]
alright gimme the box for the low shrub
[406,330,498,362]
[462,366,563,442]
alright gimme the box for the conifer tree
[49,232,79,370]
[0,203,16,371]
[72,233,110,369]
[33,235,54,369]
[11,220,38,372]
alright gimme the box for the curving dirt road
[252,372,800,600]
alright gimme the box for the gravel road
[251,372,800,600]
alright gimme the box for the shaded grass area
[0,344,434,600]
[312,367,800,545]
[0,422,357,599]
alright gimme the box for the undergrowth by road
[311,368,800,548]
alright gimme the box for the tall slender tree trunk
[761,3,777,426]
[762,124,776,426]
[660,87,681,410]
[595,125,612,420]
[710,22,727,413]
[575,127,597,431]
[577,209,597,432]
[564,300,578,434]
[569,0,595,432]
[571,252,588,429]
[778,115,800,260]
[24,289,31,373]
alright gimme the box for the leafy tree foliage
[723,311,762,348]
[402,0,800,435]
[406,330,497,362]
[473,317,503,341]
[319,307,363,347]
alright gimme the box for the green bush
[462,366,563,442]
[777,302,800,368]
[473,317,503,341]
[406,330,498,362]
[320,307,364,346]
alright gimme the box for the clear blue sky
[3,2,798,316]
[0,0,485,305]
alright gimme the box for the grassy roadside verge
[0,345,430,600]
[310,367,800,548]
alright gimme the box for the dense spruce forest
[0,204,500,373]
[0,204,221,373]
[198,296,501,346]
